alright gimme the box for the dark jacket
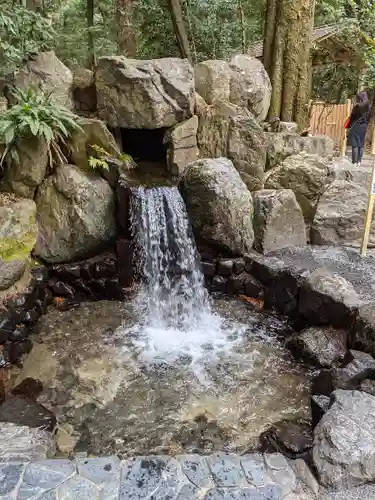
[348,103,372,148]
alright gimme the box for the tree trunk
[87,0,95,69]
[167,0,192,63]
[238,0,246,54]
[264,0,315,128]
[116,0,137,57]
[263,0,277,75]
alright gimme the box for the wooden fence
[309,100,375,154]
[309,101,350,151]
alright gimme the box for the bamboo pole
[360,160,375,256]
[341,98,352,157]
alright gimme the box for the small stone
[233,258,245,275]
[201,262,216,277]
[287,326,347,368]
[0,259,27,291]
[261,420,313,458]
[217,260,234,277]
[0,317,15,344]
[50,281,75,298]
[244,275,264,299]
[211,276,227,293]
[227,273,247,295]
[56,423,80,454]
[9,324,29,342]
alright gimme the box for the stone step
[0,452,318,499]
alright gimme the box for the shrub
[0,7,55,75]
[0,86,81,168]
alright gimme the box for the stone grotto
[0,49,374,499]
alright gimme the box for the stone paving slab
[0,453,317,499]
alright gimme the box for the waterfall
[125,186,228,365]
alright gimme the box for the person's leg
[358,147,364,164]
[352,147,359,164]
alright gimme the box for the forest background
[1,0,375,104]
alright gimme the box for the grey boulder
[34,164,115,263]
[96,57,195,128]
[229,54,272,121]
[265,153,332,226]
[253,189,306,254]
[313,390,375,489]
[182,157,254,255]
[198,100,266,191]
[311,180,374,247]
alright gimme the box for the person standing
[347,91,372,166]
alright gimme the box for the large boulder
[229,54,271,121]
[264,153,332,226]
[311,180,374,247]
[194,60,231,104]
[164,116,199,176]
[96,57,195,129]
[313,390,375,489]
[11,51,73,109]
[34,165,115,263]
[198,101,266,191]
[253,189,306,254]
[0,197,37,262]
[181,158,254,255]
[194,56,271,122]
[0,136,48,198]
[266,133,334,170]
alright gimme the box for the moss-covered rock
[0,197,37,261]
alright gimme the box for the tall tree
[116,0,137,56]
[167,0,192,62]
[263,0,316,128]
[87,0,95,68]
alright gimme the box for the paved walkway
[0,453,317,499]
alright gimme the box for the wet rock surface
[0,453,317,499]
[287,326,347,368]
[313,389,375,489]
[13,299,310,458]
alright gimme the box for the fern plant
[0,86,81,168]
[88,144,135,171]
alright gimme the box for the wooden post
[341,98,352,157]
[360,138,375,256]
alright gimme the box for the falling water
[126,186,233,365]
